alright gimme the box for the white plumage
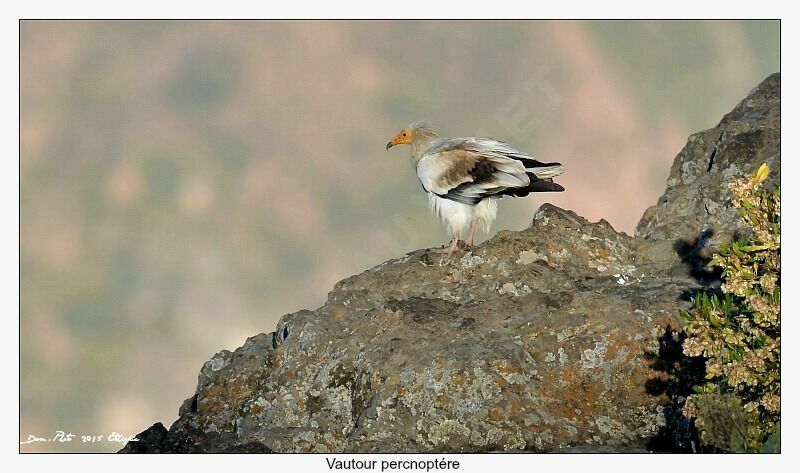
[427,193,479,240]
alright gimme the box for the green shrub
[680,164,780,452]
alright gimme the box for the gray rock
[120,73,780,453]
[636,72,780,250]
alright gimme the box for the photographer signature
[20,431,139,445]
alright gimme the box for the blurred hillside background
[20,20,779,452]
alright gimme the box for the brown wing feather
[433,149,485,189]
[417,140,563,205]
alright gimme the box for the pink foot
[429,238,462,255]
[430,244,464,254]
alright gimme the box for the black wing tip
[528,180,565,193]
[436,191,481,205]
[517,157,563,168]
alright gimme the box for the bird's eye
[402,133,407,137]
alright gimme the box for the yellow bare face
[386,128,412,150]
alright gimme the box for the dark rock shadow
[673,228,723,299]
[643,229,730,452]
[645,328,708,452]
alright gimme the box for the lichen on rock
[121,73,780,454]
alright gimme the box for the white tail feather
[528,164,564,179]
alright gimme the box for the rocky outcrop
[636,73,780,247]
[121,73,780,453]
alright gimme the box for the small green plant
[680,163,780,452]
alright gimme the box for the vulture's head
[386,121,439,153]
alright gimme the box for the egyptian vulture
[386,121,564,255]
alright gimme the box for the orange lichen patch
[524,422,539,433]
[236,380,256,396]
[595,247,610,260]
[555,404,576,420]
[604,341,621,361]
[556,428,571,442]
[489,373,506,386]
[584,380,606,401]
[297,400,306,410]
[625,350,636,363]
[370,371,382,390]
[250,404,264,415]
[493,360,522,375]
[450,373,467,389]
[489,408,504,420]
[198,385,225,414]
[332,308,348,320]
[397,386,406,397]
[605,332,640,364]
[550,371,611,416]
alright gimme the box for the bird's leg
[430,235,463,255]
[430,235,462,254]
[436,236,463,264]
[463,217,479,248]
[430,240,452,253]
[445,236,460,255]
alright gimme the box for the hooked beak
[386,141,394,151]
